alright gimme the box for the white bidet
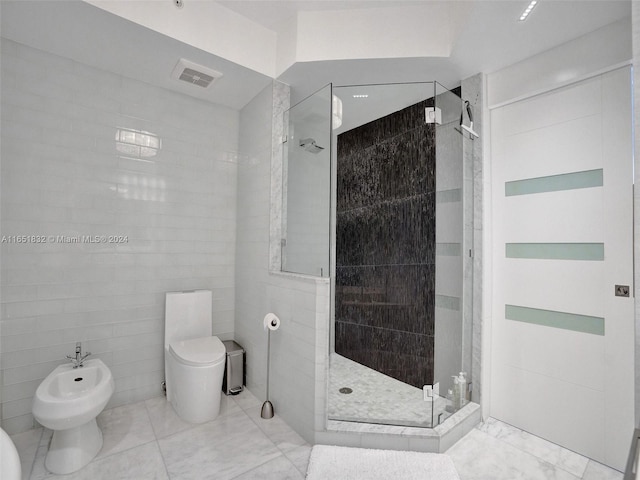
[32,358,114,474]
[0,427,21,480]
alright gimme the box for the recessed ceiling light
[352,94,369,98]
[519,0,538,21]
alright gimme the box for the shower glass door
[433,83,472,418]
[330,81,436,428]
[328,81,471,428]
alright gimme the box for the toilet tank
[164,290,212,348]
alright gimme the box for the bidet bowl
[32,358,114,431]
[0,427,21,480]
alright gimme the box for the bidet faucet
[66,342,91,368]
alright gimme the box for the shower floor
[328,353,454,428]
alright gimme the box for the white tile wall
[235,83,274,404]
[235,81,330,444]
[0,39,239,434]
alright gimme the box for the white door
[490,66,634,470]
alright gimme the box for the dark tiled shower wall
[335,99,436,388]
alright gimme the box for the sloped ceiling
[0,0,273,109]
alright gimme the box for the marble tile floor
[10,388,311,480]
[447,417,624,480]
[329,353,455,427]
[10,391,624,480]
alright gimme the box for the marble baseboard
[322,375,480,454]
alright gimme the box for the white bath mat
[305,445,460,480]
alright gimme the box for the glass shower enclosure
[281,81,473,428]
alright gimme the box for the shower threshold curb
[318,402,480,453]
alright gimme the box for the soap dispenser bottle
[456,372,467,409]
[446,389,454,413]
[451,375,460,411]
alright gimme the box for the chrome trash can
[222,340,245,395]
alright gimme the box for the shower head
[299,138,325,154]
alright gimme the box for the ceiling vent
[171,59,222,89]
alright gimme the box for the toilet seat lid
[169,336,226,366]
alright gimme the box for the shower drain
[339,387,353,394]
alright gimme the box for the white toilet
[164,290,227,424]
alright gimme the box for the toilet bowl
[164,290,227,424]
[165,335,226,423]
[32,358,114,474]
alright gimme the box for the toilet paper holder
[261,313,280,419]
